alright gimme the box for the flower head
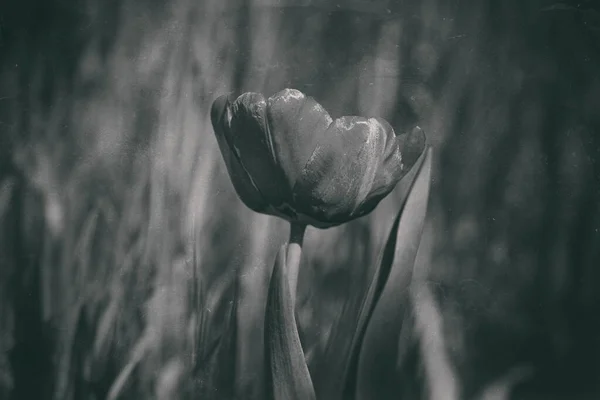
[211,88,425,228]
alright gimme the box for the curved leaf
[354,147,432,399]
[264,245,316,400]
[304,147,426,400]
[336,147,431,399]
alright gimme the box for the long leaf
[338,147,431,399]
[354,147,432,399]
[264,245,316,400]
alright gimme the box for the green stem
[286,222,306,308]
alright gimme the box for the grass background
[0,0,599,399]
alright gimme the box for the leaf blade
[264,246,316,400]
[334,147,430,399]
[354,147,432,399]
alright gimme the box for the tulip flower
[210,88,425,230]
[211,88,426,303]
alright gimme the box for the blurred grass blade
[213,275,239,399]
[353,147,432,399]
[264,245,316,400]
[192,273,239,399]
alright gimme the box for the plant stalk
[286,222,306,308]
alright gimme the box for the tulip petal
[211,95,268,213]
[397,126,427,176]
[266,89,333,191]
[350,118,402,213]
[223,93,294,209]
[293,117,402,224]
[357,126,427,216]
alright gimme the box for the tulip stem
[286,222,306,308]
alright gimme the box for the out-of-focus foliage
[0,0,599,399]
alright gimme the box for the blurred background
[1,0,599,399]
